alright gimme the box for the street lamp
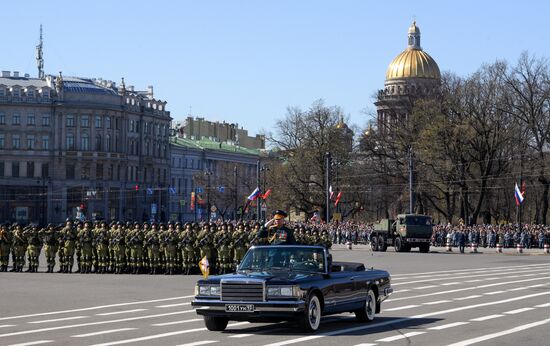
[260,165,270,220]
[204,170,213,221]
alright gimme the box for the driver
[258,210,296,245]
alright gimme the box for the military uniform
[12,225,27,272]
[162,224,179,275]
[232,224,248,270]
[128,224,146,274]
[198,224,214,273]
[0,224,12,272]
[110,223,127,274]
[256,210,296,245]
[215,224,232,274]
[77,222,94,273]
[180,223,197,275]
[62,222,77,273]
[94,222,110,274]
[42,225,59,273]
[145,224,160,274]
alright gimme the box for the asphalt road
[1,245,549,346]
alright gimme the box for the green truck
[371,214,432,253]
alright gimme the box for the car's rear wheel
[355,288,376,322]
[378,236,387,252]
[394,237,403,252]
[203,316,229,331]
[419,244,430,253]
[300,294,322,332]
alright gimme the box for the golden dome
[386,48,440,80]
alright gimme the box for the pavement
[1,244,549,346]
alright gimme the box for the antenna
[36,25,44,79]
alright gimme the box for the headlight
[197,284,220,296]
[267,285,299,297]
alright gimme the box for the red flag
[262,188,272,199]
[334,191,342,207]
[190,192,195,211]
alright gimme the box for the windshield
[405,216,432,226]
[238,247,326,274]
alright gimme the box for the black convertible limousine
[192,245,393,332]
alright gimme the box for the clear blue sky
[3,0,550,136]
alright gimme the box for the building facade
[0,71,171,224]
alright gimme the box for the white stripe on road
[156,302,192,308]
[176,341,218,346]
[353,344,377,346]
[503,307,535,314]
[89,322,249,346]
[446,317,550,346]
[535,302,550,307]
[484,291,505,295]
[229,334,253,338]
[263,291,550,346]
[415,285,437,289]
[6,341,53,346]
[441,282,460,286]
[28,316,88,324]
[454,295,482,301]
[0,325,15,328]
[72,328,137,337]
[152,318,202,326]
[423,300,451,305]
[0,295,194,321]
[376,331,426,342]
[393,289,411,293]
[96,309,147,316]
[465,279,483,283]
[0,310,195,338]
[391,263,550,278]
[428,322,470,330]
[469,314,503,322]
[384,305,419,311]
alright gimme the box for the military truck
[371,214,432,253]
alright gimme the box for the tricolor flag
[334,191,343,207]
[199,256,210,279]
[262,188,272,200]
[247,187,261,201]
[329,185,334,200]
[514,182,525,206]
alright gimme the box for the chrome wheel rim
[366,290,375,320]
[308,296,321,329]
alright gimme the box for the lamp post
[233,165,238,220]
[36,176,51,225]
[204,170,213,221]
[260,165,270,220]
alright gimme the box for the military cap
[273,210,288,220]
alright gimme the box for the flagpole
[518,153,524,233]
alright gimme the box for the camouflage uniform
[0,224,12,272]
[180,223,197,275]
[198,224,214,273]
[62,222,77,273]
[77,222,94,274]
[214,224,232,274]
[232,223,248,270]
[94,222,110,274]
[12,225,27,272]
[42,225,59,273]
[145,224,160,274]
[110,223,127,274]
[128,224,145,274]
[162,224,179,275]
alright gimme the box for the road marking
[423,300,451,305]
[0,295,193,321]
[28,316,88,324]
[393,289,411,293]
[484,291,505,295]
[96,309,147,316]
[0,310,196,338]
[229,334,253,338]
[376,331,426,342]
[152,318,202,326]
[175,341,218,346]
[469,314,504,322]
[89,322,248,346]
[446,317,550,346]
[535,302,550,307]
[508,287,529,291]
[72,328,137,337]
[504,307,535,314]
[0,325,15,328]
[156,302,192,308]
[391,263,550,278]
[6,341,53,346]
[454,295,482,301]
[384,305,419,311]
[428,322,469,330]
[441,282,460,286]
[354,344,378,346]
[415,285,437,289]
[464,279,483,283]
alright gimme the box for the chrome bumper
[192,299,306,313]
[380,286,393,302]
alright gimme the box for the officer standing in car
[258,210,296,245]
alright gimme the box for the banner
[190,192,195,211]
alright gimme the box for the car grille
[221,282,264,302]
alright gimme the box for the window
[106,135,111,152]
[107,165,113,180]
[0,162,4,177]
[106,116,112,129]
[66,115,74,127]
[12,88,20,97]
[27,89,34,97]
[95,135,102,151]
[96,163,103,180]
[26,135,35,149]
[12,113,21,125]
[66,133,75,150]
[12,135,20,149]
[66,165,75,179]
[42,163,49,178]
[42,136,49,150]
[0,134,4,149]
[27,162,34,178]
[42,89,49,98]
[81,133,89,151]
[42,114,50,126]
[81,115,89,128]
[0,89,4,97]
[95,116,102,128]
[0,112,5,125]
[12,162,20,177]
[27,113,35,126]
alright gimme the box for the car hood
[204,271,322,284]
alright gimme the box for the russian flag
[247,187,261,201]
[514,183,524,206]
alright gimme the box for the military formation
[0,213,332,275]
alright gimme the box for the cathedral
[375,21,441,131]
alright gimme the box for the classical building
[375,21,441,130]
[0,71,171,224]
[173,116,265,150]
[169,134,262,222]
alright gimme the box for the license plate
[225,304,254,312]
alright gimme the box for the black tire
[203,316,229,331]
[404,244,412,252]
[371,236,379,252]
[378,236,387,252]
[394,237,403,252]
[355,288,377,322]
[299,293,322,332]
[419,244,430,253]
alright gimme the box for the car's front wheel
[355,288,376,322]
[204,316,229,331]
[300,294,322,332]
